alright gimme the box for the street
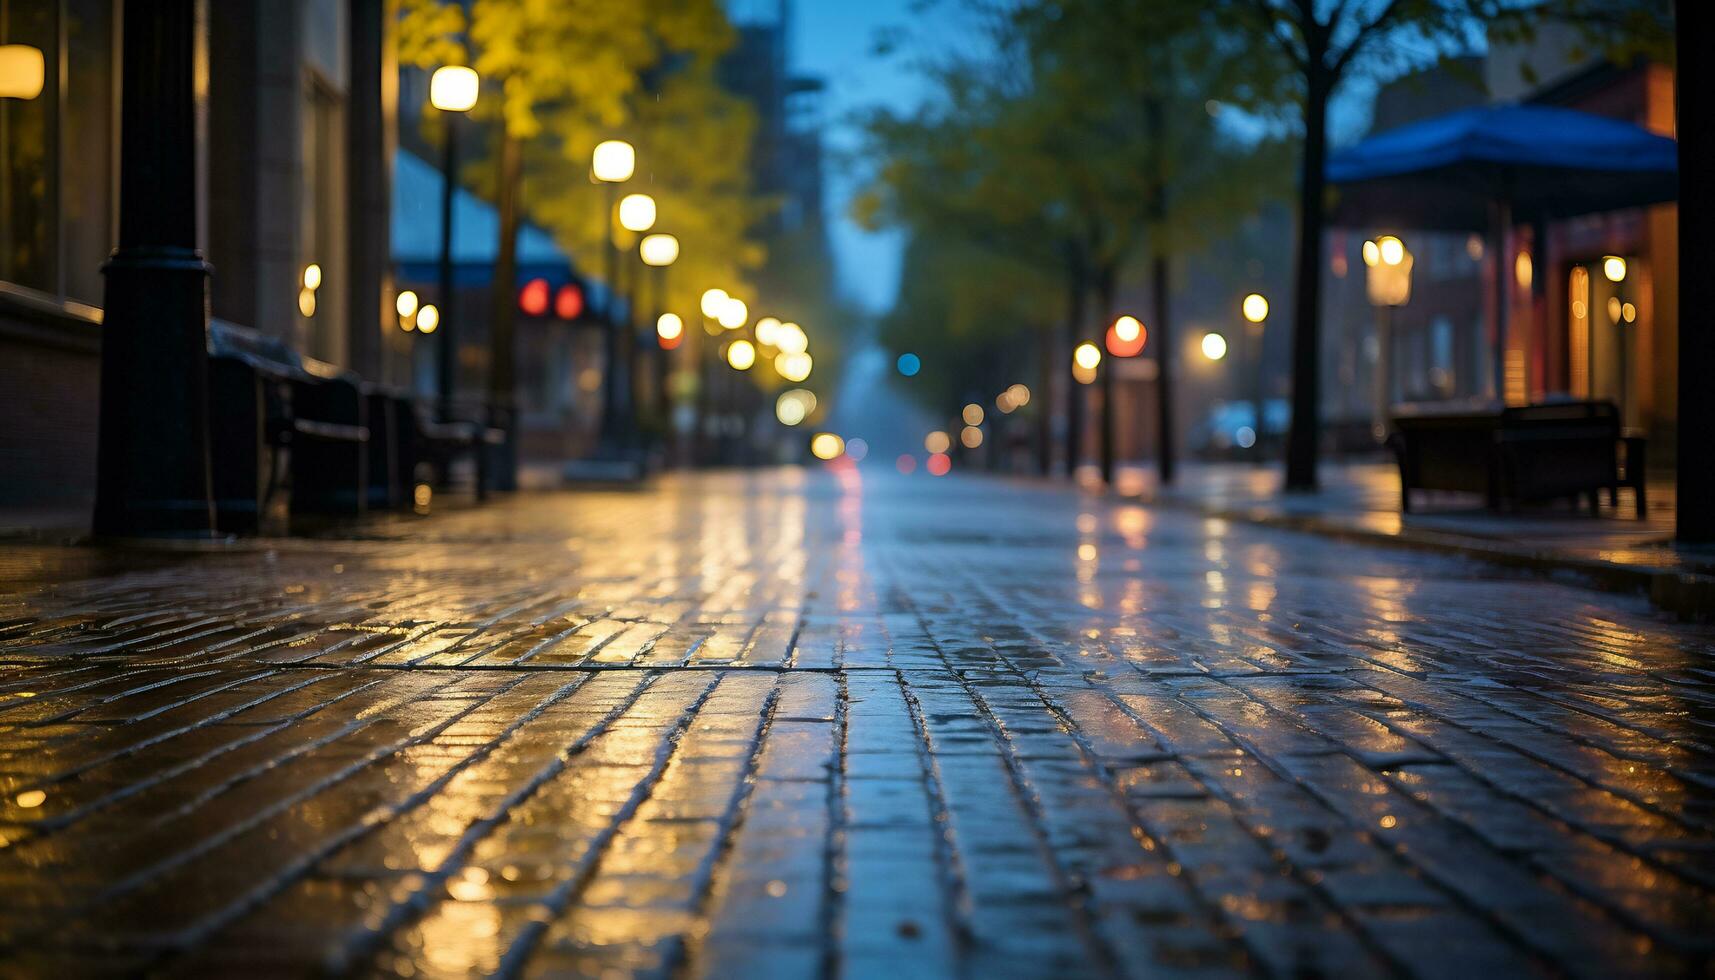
[2,469,1713,978]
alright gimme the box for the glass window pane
[62,0,114,304]
[1,1,58,295]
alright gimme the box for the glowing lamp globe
[591,140,636,182]
[429,66,478,112]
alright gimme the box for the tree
[398,0,739,472]
[1219,0,1481,490]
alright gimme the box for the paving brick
[0,473,1712,975]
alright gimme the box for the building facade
[0,0,396,510]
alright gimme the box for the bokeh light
[755,317,782,346]
[726,339,757,370]
[927,453,951,476]
[776,388,817,426]
[776,322,808,354]
[1074,342,1101,370]
[962,403,984,426]
[700,288,728,319]
[896,352,921,376]
[810,432,845,460]
[1201,332,1227,361]
[775,351,813,383]
[961,425,983,449]
[395,290,419,319]
[1007,383,1030,407]
[896,454,917,474]
[846,438,869,462]
[1105,319,1145,358]
[719,297,748,329]
[416,304,440,334]
[657,313,683,341]
[925,431,951,454]
[1242,293,1269,323]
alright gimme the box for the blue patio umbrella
[1327,104,1678,231]
[1326,104,1678,396]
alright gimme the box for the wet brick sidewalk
[1,469,1712,977]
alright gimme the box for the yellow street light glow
[298,288,316,317]
[755,317,783,346]
[962,403,984,426]
[776,351,812,383]
[1362,240,1381,267]
[1114,315,1143,342]
[1622,302,1637,323]
[1201,332,1228,361]
[417,304,440,334]
[429,65,479,112]
[656,313,683,341]
[1603,255,1627,282]
[726,339,757,370]
[640,233,679,266]
[396,290,419,319]
[776,388,817,426]
[961,425,983,449]
[1074,342,1102,371]
[1515,250,1534,290]
[302,263,323,291]
[1242,293,1268,323]
[776,322,808,354]
[591,140,636,182]
[700,288,729,319]
[718,296,748,329]
[0,45,46,100]
[1378,235,1405,266]
[925,431,951,454]
[618,193,657,232]
[810,432,845,460]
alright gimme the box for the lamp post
[591,139,636,455]
[640,232,679,458]
[1364,236,1413,442]
[1242,293,1269,459]
[429,65,478,424]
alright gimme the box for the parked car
[1189,399,1290,459]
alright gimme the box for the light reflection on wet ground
[0,468,1712,977]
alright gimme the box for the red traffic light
[554,284,584,320]
[519,278,550,316]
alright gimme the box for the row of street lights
[424,64,816,467]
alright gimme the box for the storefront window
[0,0,115,308]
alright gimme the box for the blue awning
[1327,104,1678,230]
[392,149,570,270]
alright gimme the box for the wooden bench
[1389,400,1645,517]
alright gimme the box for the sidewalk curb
[1133,494,1715,621]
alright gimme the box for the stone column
[93,0,215,537]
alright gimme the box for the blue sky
[779,0,1452,316]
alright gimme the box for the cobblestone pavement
[2,468,1713,978]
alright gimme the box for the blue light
[896,352,921,377]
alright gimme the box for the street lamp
[1364,236,1413,436]
[430,65,478,422]
[1242,293,1269,458]
[1200,332,1228,361]
[592,139,636,454]
[639,233,679,452]
[618,193,657,233]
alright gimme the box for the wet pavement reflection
[0,469,1712,977]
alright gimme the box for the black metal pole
[93,0,215,538]
[597,182,626,452]
[1676,0,1713,541]
[436,110,458,423]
